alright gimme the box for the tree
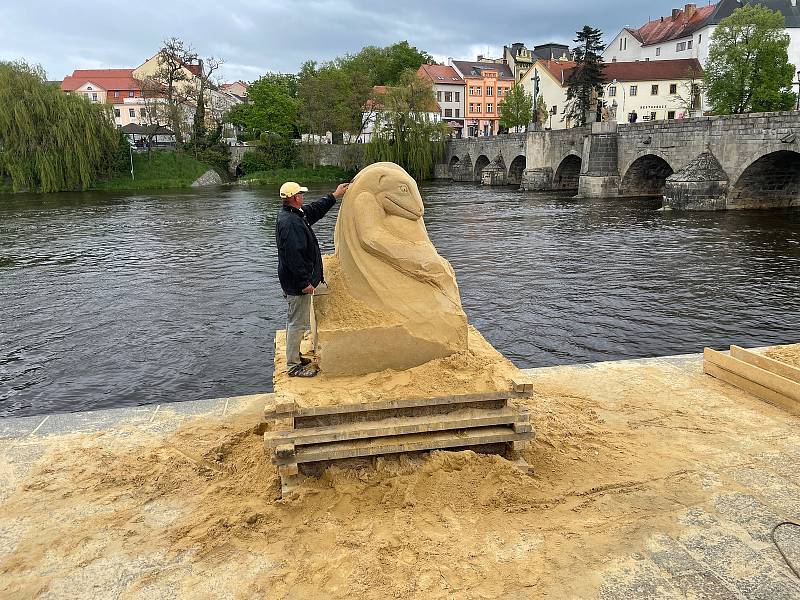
[0,61,121,192]
[674,66,704,116]
[191,56,223,145]
[564,26,606,127]
[705,5,796,114]
[499,84,533,132]
[364,69,449,180]
[338,41,434,86]
[238,73,299,138]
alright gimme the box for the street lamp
[794,70,800,109]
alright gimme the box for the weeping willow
[364,71,449,181]
[0,61,121,193]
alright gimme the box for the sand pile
[0,365,760,599]
[765,343,800,368]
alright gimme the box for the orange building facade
[452,60,515,137]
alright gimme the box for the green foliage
[240,165,353,185]
[565,26,606,127]
[297,61,371,139]
[194,144,231,177]
[91,151,209,190]
[0,61,121,192]
[705,5,796,114]
[499,85,533,131]
[239,135,298,174]
[192,90,207,143]
[337,41,434,86]
[234,73,299,138]
[363,70,449,181]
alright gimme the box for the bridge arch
[448,155,460,179]
[508,155,526,185]
[474,155,491,181]
[620,152,675,197]
[729,149,800,208]
[554,152,582,190]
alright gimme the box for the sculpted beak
[385,193,424,219]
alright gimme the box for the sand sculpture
[314,162,469,375]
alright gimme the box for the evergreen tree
[192,88,207,143]
[499,85,533,132]
[705,5,796,114]
[0,61,120,193]
[565,26,606,127]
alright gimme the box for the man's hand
[302,284,315,295]
[333,182,350,199]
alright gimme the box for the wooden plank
[704,362,800,417]
[511,378,534,395]
[291,390,520,418]
[704,348,800,402]
[277,426,534,465]
[730,345,800,384]
[274,443,295,459]
[264,408,522,448]
[278,463,298,477]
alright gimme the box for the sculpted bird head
[349,162,424,220]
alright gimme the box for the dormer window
[87,86,93,90]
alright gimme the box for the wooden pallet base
[263,389,534,495]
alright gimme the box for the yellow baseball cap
[279,181,308,198]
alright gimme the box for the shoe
[288,363,319,378]
[299,356,312,365]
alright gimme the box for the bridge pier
[576,122,619,198]
[520,167,553,191]
[663,152,729,210]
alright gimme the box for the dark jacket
[275,194,337,295]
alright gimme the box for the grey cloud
[0,0,686,81]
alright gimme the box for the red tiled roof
[417,64,464,85]
[632,4,716,46]
[563,59,703,84]
[61,69,139,92]
[539,60,577,85]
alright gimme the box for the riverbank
[90,152,213,191]
[238,165,354,185]
[1,350,798,598]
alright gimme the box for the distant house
[359,85,441,143]
[520,58,704,127]
[221,81,249,100]
[604,1,800,68]
[417,64,465,137]
[451,59,515,137]
[120,123,176,147]
[61,69,149,128]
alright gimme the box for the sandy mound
[765,343,800,368]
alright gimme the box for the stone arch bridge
[439,112,800,210]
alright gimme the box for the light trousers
[285,293,312,368]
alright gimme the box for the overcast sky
[1,0,696,82]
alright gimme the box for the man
[276,180,349,377]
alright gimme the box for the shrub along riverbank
[239,165,354,185]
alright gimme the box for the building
[604,1,800,69]
[519,59,577,130]
[503,43,537,82]
[360,85,442,143]
[220,81,249,100]
[532,43,573,62]
[451,60,515,137]
[520,58,704,128]
[61,69,149,128]
[417,64,465,137]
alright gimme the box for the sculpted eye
[399,185,409,194]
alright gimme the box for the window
[140,108,146,117]
[656,47,661,57]
[444,91,453,102]
[114,91,120,98]
[455,108,460,117]
[698,34,702,44]
[486,86,493,96]
[668,110,676,119]
[455,91,460,101]
[650,111,657,121]
[444,108,452,117]
[687,40,693,49]
[437,91,442,101]
[669,83,677,94]
[114,108,121,118]
[651,85,659,95]
[487,103,493,113]
[645,58,650,61]
[619,37,627,51]
[676,42,687,52]
[129,108,135,117]
[128,91,134,97]
[476,87,482,96]
[609,86,617,97]
[630,85,638,96]
[469,86,476,96]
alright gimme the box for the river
[2,182,799,417]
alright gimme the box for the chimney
[672,8,680,20]
[684,3,696,19]
[477,54,484,61]
[447,57,453,66]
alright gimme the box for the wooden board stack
[263,381,535,495]
[704,345,800,416]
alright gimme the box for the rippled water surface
[2,182,799,416]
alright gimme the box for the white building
[417,64,465,137]
[359,86,441,143]
[604,1,800,71]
